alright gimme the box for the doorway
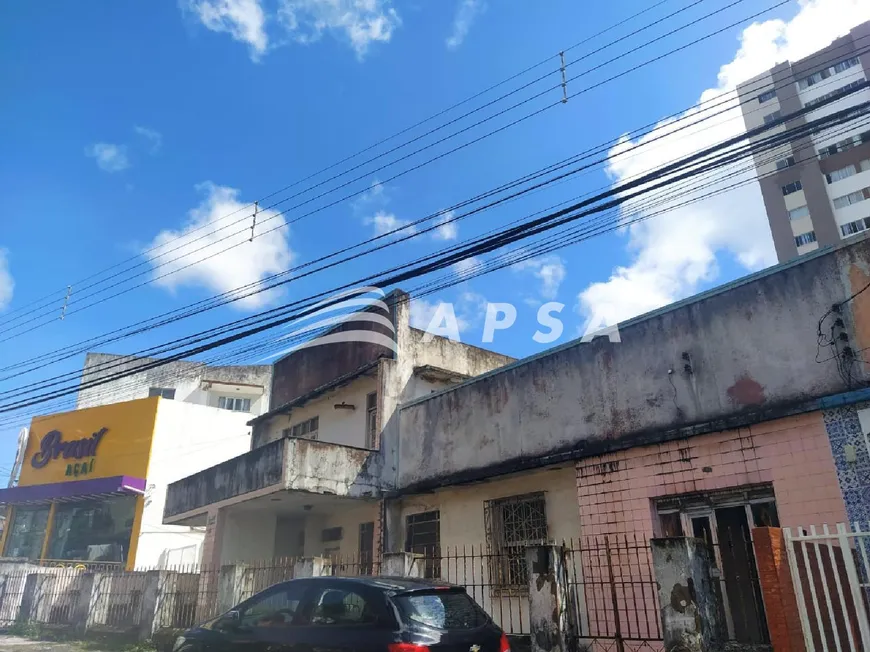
[656,486,777,645]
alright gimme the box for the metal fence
[564,535,663,652]
[784,523,870,652]
[417,545,531,635]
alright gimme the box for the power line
[0,0,694,332]
[2,40,866,395]
[2,93,865,414]
[0,0,779,340]
[2,105,867,429]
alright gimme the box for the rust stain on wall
[726,375,766,407]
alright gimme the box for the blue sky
[1,0,869,478]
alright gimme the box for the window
[781,180,803,196]
[833,188,870,209]
[832,56,860,74]
[365,392,378,449]
[862,159,870,173]
[46,495,137,563]
[148,387,175,399]
[287,416,319,440]
[218,396,251,412]
[804,80,863,108]
[826,164,857,184]
[840,218,870,237]
[757,89,776,103]
[788,205,810,221]
[240,583,307,628]
[322,527,343,543]
[775,156,796,170]
[394,590,490,630]
[795,231,817,247]
[798,67,831,90]
[309,587,377,626]
[406,511,441,579]
[3,506,50,559]
[485,492,548,588]
[762,110,782,125]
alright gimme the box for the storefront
[0,397,159,570]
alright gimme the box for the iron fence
[417,545,531,635]
[564,535,663,652]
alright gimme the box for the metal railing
[564,535,663,651]
[784,523,870,652]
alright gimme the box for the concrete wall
[396,238,870,491]
[77,353,272,416]
[258,374,378,448]
[135,400,253,568]
[221,511,278,563]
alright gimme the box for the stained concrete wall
[396,237,870,491]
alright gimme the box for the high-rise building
[737,21,870,262]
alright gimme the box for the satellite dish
[8,427,28,488]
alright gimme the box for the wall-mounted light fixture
[334,402,356,410]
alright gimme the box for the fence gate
[784,523,870,652]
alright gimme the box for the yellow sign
[19,397,160,486]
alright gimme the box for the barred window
[406,511,441,579]
[484,492,548,588]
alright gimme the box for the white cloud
[513,255,566,300]
[85,143,130,173]
[577,0,870,327]
[144,182,294,308]
[365,211,416,237]
[409,289,488,334]
[452,256,481,280]
[0,249,13,310]
[433,210,458,241]
[278,0,400,58]
[185,0,269,60]
[134,126,163,154]
[446,0,485,50]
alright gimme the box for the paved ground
[0,635,108,651]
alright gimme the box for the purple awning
[0,475,146,505]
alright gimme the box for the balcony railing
[164,437,383,521]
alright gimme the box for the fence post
[382,552,424,578]
[138,570,161,641]
[17,573,40,623]
[217,564,247,614]
[70,573,96,635]
[293,557,328,578]
[525,544,573,652]
[751,527,807,652]
[151,570,179,634]
[85,572,108,631]
[650,537,724,652]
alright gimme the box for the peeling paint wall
[397,238,870,490]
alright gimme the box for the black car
[173,576,511,652]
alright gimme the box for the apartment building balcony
[162,436,383,525]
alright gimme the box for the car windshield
[394,590,489,630]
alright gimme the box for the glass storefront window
[4,506,51,559]
[46,495,137,564]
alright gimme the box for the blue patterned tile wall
[822,405,870,526]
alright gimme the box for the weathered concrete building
[162,290,514,569]
[76,353,273,415]
[162,237,870,645]
[387,235,870,645]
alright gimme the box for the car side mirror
[218,610,241,631]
